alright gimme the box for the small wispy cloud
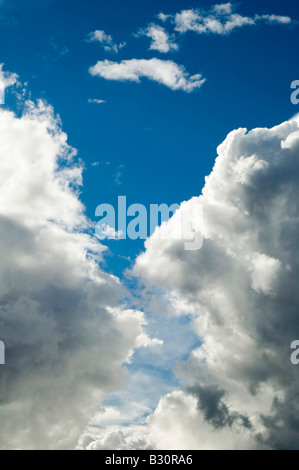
[96,224,124,240]
[254,14,292,24]
[88,98,106,104]
[115,164,124,185]
[91,161,111,167]
[40,35,69,66]
[157,12,171,23]
[87,30,126,53]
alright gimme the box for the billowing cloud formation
[87,30,126,53]
[132,114,299,449]
[138,24,178,53]
[0,97,158,449]
[160,3,292,36]
[92,114,299,450]
[89,58,205,92]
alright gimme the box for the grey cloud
[188,384,252,430]
[130,114,299,449]
[0,97,154,449]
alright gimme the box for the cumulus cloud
[147,391,258,450]
[87,30,126,54]
[0,88,160,449]
[83,429,149,450]
[117,114,299,450]
[89,58,205,92]
[159,3,292,36]
[138,24,178,53]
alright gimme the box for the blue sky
[6,1,297,278]
[1,2,298,270]
[1,0,299,449]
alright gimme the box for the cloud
[83,429,150,450]
[78,400,152,450]
[254,14,292,25]
[0,64,18,103]
[87,30,126,54]
[89,58,206,92]
[0,86,158,449]
[91,161,110,167]
[114,164,124,185]
[122,114,299,449]
[96,224,124,240]
[88,98,106,104]
[146,391,258,450]
[157,13,171,23]
[138,24,178,53]
[159,3,292,36]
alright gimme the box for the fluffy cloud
[138,24,178,53]
[87,30,126,54]
[0,95,159,449]
[159,3,292,36]
[122,114,299,449]
[146,391,258,450]
[89,58,205,92]
[78,402,152,450]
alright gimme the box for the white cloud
[157,13,170,23]
[89,58,206,92]
[121,114,299,449]
[147,391,258,450]
[87,30,126,53]
[96,224,124,240]
[255,14,292,25]
[0,64,18,103]
[88,98,106,104]
[0,83,155,449]
[158,3,293,36]
[91,161,111,167]
[213,3,234,15]
[138,24,178,53]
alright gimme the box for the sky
[0,0,299,450]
